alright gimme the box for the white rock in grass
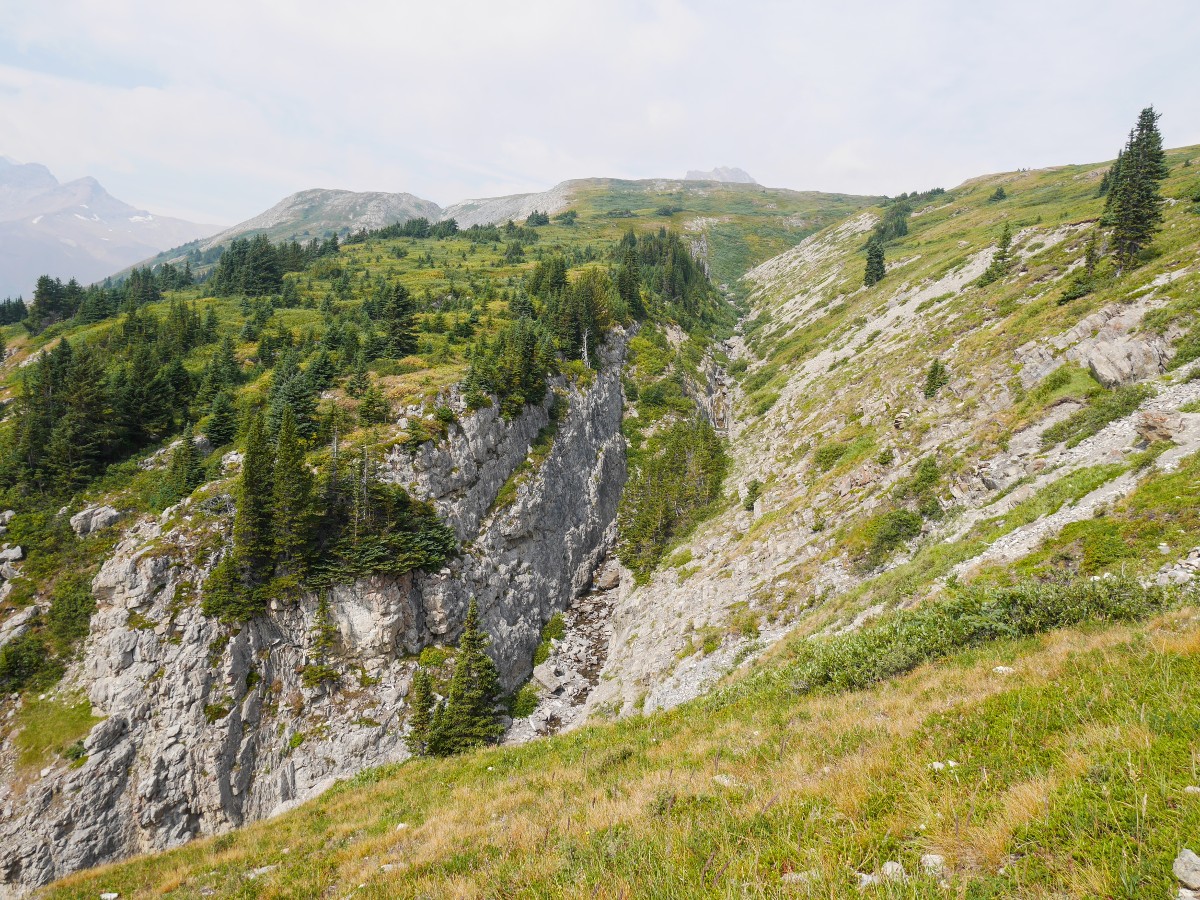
[1185,786,1200,795]
[920,853,946,876]
[780,869,817,884]
[856,872,879,889]
[993,665,1015,675]
[1177,849,1200,890]
[100,894,119,900]
[880,861,907,881]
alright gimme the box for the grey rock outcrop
[0,333,628,893]
[70,505,121,537]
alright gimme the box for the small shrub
[923,360,950,398]
[865,509,923,567]
[713,576,1177,708]
[742,479,763,511]
[532,613,565,666]
[47,572,97,650]
[0,632,63,693]
[813,442,848,471]
[509,682,539,718]
[1041,384,1153,449]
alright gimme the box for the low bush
[716,575,1179,708]
[1041,384,1153,449]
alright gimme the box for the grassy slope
[723,144,1200,625]
[45,607,1200,898]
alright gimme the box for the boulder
[594,565,620,591]
[0,546,22,563]
[1176,849,1200,891]
[1083,337,1167,388]
[531,661,562,694]
[1137,411,1181,444]
[70,505,121,537]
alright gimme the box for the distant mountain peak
[685,166,757,185]
[0,159,217,297]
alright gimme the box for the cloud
[1,0,1197,223]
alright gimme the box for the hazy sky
[2,0,1197,225]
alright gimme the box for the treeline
[210,233,341,296]
[463,256,617,415]
[346,217,460,244]
[615,227,720,328]
[3,297,217,492]
[20,264,194,333]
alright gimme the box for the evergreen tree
[346,353,370,398]
[206,392,238,447]
[617,246,643,316]
[382,283,418,358]
[864,237,886,286]
[1106,106,1169,270]
[923,360,950,398]
[271,407,315,571]
[233,411,275,584]
[427,598,502,755]
[163,423,205,502]
[358,382,391,425]
[405,667,434,755]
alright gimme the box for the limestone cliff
[0,334,627,893]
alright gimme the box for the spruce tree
[271,407,315,572]
[233,411,275,585]
[1107,106,1169,270]
[358,382,391,425]
[617,246,644,317]
[428,598,502,755]
[164,423,204,502]
[206,392,237,447]
[864,237,886,286]
[405,667,434,755]
[383,284,418,358]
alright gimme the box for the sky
[1,0,1198,226]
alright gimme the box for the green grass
[13,693,102,771]
[1014,449,1200,579]
[42,582,1200,899]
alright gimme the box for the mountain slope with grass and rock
[4,113,1200,899]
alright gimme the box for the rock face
[0,334,627,893]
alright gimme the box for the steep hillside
[589,143,1200,718]
[6,132,1200,899]
[0,158,217,298]
[39,593,1200,898]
